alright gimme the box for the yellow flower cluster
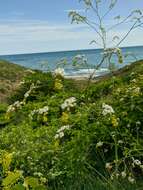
[54,78,63,90]
[111,115,119,128]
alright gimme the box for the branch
[101,0,118,20]
[116,22,138,47]
[107,14,133,32]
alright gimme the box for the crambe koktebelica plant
[61,97,77,111]
[69,0,143,77]
[5,83,36,119]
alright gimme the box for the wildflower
[40,177,47,183]
[96,141,103,148]
[132,87,140,96]
[55,132,64,139]
[6,101,23,113]
[61,112,69,123]
[118,140,123,144]
[61,97,77,110]
[29,106,49,120]
[133,159,141,166]
[128,176,135,184]
[121,171,127,178]
[55,125,72,139]
[102,103,115,116]
[136,121,141,126]
[24,83,35,99]
[38,106,49,114]
[34,172,43,177]
[54,68,65,77]
[54,79,63,90]
[105,163,112,171]
[111,115,119,127]
[115,173,120,179]
[57,125,71,133]
[131,79,136,83]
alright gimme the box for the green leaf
[34,185,47,190]
[24,177,39,188]
[2,171,22,187]
[11,184,25,190]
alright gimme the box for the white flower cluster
[61,97,77,111]
[29,106,49,119]
[55,125,72,139]
[6,83,36,115]
[132,158,142,168]
[54,68,65,77]
[102,103,115,116]
[24,83,36,99]
[105,162,112,170]
[127,86,141,96]
[96,141,103,148]
[7,101,24,113]
[128,176,135,184]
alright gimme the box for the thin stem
[116,21,138,47]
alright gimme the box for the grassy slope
[0,60,143,189]
[0,60,29,103]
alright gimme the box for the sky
[0,0,143,55]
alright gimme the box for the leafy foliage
[0,60,143,189]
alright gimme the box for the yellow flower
[54,79,63,90]
[111,115,119,128]
[61,112,69,123]
[43,115,48,123]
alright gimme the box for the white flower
[136,121,141,126]
[57,125,71,133]
[55,125,72,139]
[131,79,136,83]
[133,159,141,166]
[38,106,49,114]
[61,102,67,110]
[61,97,77,110]
[7,101,23,113]
[121,171,127,178]
[55,132,64,139]
[29,106,49,119]
[105,163,112,170]
[118,140,123,144]
[128,176,135,184]
[7,105,15,113]
[24,83,35,99]
[24,92,30,98]
[96,141,103,148]
[54,68,65,77]
[102,103,115,116]
[133,87,140,94]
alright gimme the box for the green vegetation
[0,60,143,189]
[0,60,33,103]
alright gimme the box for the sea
[0,46,143,77]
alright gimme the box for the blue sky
[0,0,143,55]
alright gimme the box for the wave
[64,68,109,78]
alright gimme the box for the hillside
[0,60,143,189]
[0,60,32,103]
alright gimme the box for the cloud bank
[0,19,142,55]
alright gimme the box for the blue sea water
[0,46,143,76]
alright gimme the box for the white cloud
[0,19,142,55]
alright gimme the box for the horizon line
[0,44,143,57]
